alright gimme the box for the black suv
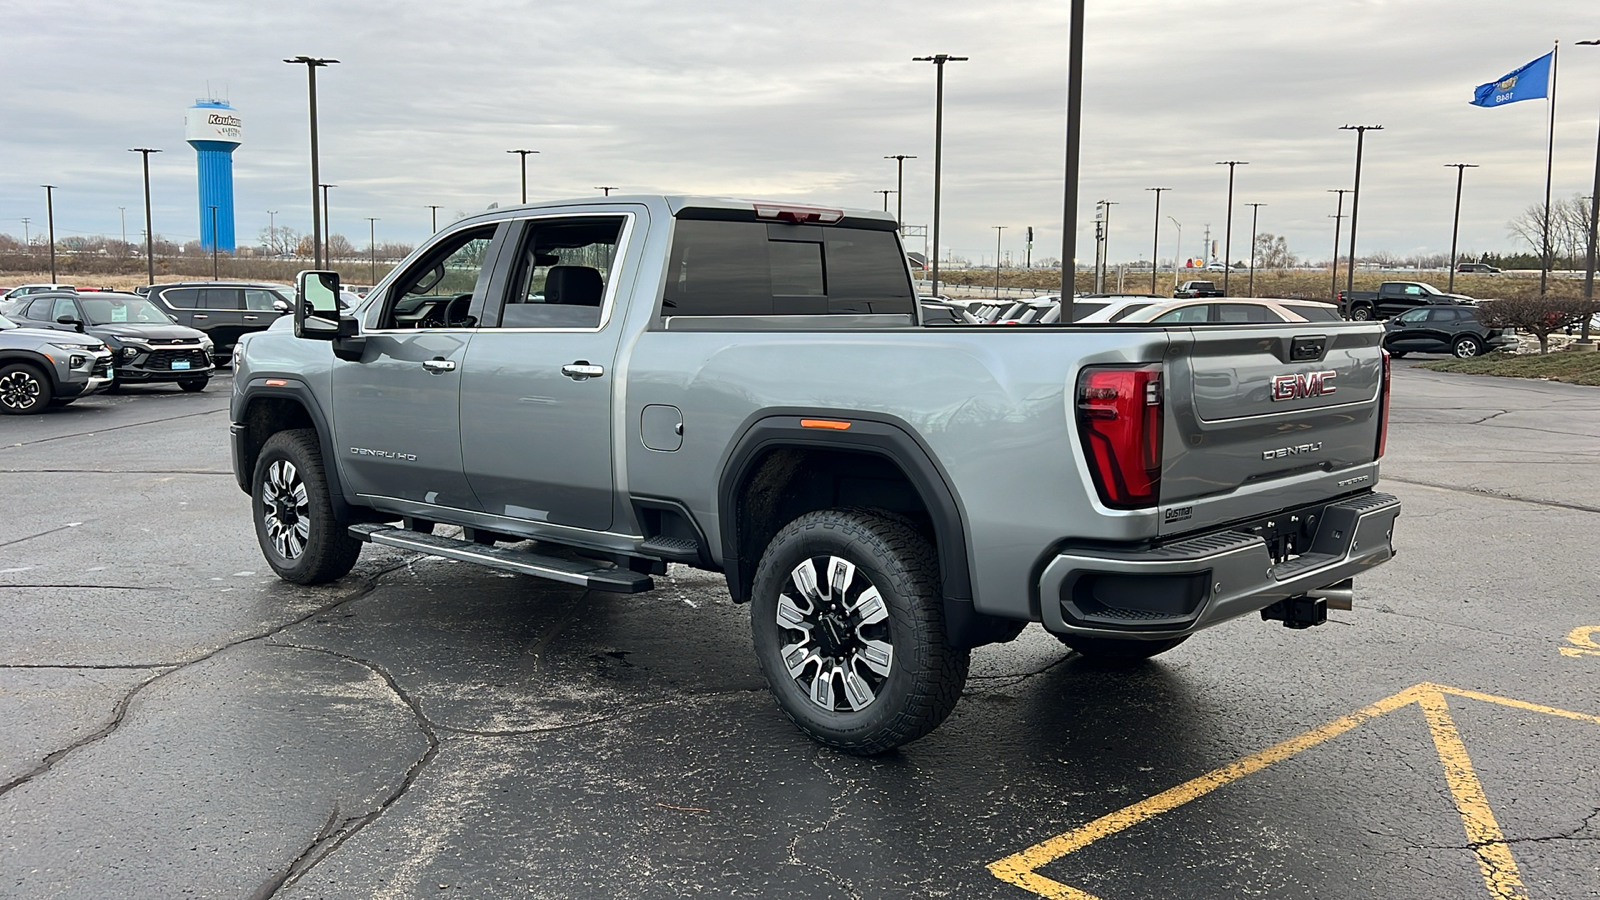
[144,282,292,362]
[1383,304,1515,359]
[10,291,215,390]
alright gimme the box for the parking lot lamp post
[1327,189,1350,300]
[884,155,917,229]
[992,226,1006,298]
[1058,0,1086,319]
[1215,161,1247,295]
[283,57,338,269]
[875,189,896,211]
[128,149,161,284]
[912,54,967,299]
[118,207,126,249]
[209,206,219,279]
[366,217,379,285]
[1245,202,1266,297]
[507,149,539,204]
[41,185,56,282]
[1340,125,1382,295]
[320,184,335,262]
[1146,188,1170,293]
[1167,216,1182,293]
[1444,164,1479,293]
[427,205,441,233]
[1577,39,1600,344]
[595,186,618,196]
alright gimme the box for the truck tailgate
[1158,324,1386,531]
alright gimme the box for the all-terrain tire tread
[254,428,362,585]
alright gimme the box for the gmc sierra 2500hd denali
[230,196,1401,754]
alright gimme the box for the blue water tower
[185,100,243,253]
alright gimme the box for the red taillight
[1376,349,1391,458]
[1076,365,1163,508]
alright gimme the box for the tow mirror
[294,270,355,340]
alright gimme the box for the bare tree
[1508,194,1594,269]
[1252,233,1297,269]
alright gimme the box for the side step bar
[349,524,654,593]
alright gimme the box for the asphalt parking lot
[2,362,1597,900]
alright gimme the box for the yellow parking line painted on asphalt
[1559,625,1600,658]
[987,683,1600,900]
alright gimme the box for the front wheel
[750,509,969,755]
[0,363,52,415]
[251,429,362,585]
[1452,336,1484,358]
[179,377,209,393]
[1057,634,1189,660]
[1349,305,1373,321]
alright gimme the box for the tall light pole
[507,149,539,204]
[1167,216,1182,293]
[884,154,917,229]
[366,216,379,285]
[1215,161,1248,295]
[1328,189,1351,300]
[595,186,618,196]
[320,183,335,262]
[1245,202,1266,297]
[118,206,127,249]
[1146,187,1170,294]
[41,185,57,282]
[1059,0,1086,320]
[1576,39,1600,345]
[209,205,220,279]
[129,148,161,285]
[1444,163,1479,293]
[912,53,967,298]
[427,204,442,234]
[1340,124,1382,295]
[874,189,896,211]
[283,56,338,269]
[992,226,1006,298]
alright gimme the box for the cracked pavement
[1,363,1598,899]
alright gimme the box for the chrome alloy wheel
[260,459,311,560]
[0,369,43,411]
[776,556,895,712]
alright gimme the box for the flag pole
[1540,40,1559,296]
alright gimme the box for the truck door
[458,211,641,531]
[330,222,505,511]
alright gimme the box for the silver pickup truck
[230,196,1400,754]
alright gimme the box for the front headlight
[49,342,92,353]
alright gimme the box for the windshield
[77,296,173,325]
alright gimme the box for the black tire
[1056,634,1189,660]
[0,362,52,415]
[750,509,968,755]
[1349,305,1373,321]
[179,377,209,393]
[251,428,362,585]
[1452,335,1484,359]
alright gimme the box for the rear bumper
[1038,492,1400,640]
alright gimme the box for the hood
[3,325,103,347]
[88,322,208,343]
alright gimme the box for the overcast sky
[3,0,1597,267]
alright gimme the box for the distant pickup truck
[1174,280,1223,298]
[232,195,1401,754]
[1338,281,1473,321]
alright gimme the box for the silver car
[0,313,114,414]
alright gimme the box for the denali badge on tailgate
[1271,370,1336,401]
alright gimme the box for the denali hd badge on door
[1271,371,1336,401]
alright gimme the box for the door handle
[561,362,605,380]
[243,315,259,321]
[422,357,457,373]
[192,314,209,320]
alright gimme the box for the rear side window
[200,288,243,310]
[1217,303,1280,323]
[1425,307,1459,323]
[1152,305,1211,324]
[1291,304,1342,322]
[244,289,284,311]
[663,219,913,317]
[161,288,201,309]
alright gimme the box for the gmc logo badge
[1271,371,1337,401]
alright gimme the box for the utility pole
[41,185,58,283]
[1215,161,1248,295]
[129,148,162,285]
[1444,164,1479,293]
[1245,202,1266,297]
[20,218,30,248]
[366,217,379,285]
[209,205,220,279]
[283,56,338,269]
[1578,39,1600,344]
[874,189,896,211]
[884,155,917,229]
[1327,189,1350,300]
[992,226,1006,298]
[320,183,335,263]
[1145,187,1170,294]
[1340,124,1383,295]
[118,207,127,249]
[912,53,968,299]
[267,210,278,254]
[427,205,441,233]
[507,149,539,204]
[595,186,618,196]
[1097,200,1117,290]
[1167,216,1182,293]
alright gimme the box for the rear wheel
[179,377,209,393]
[750,509,968,755]
[1349,305,1373,321]
[0,363,51,415]
[252,429,362,584]
[1056,634,1189,660]
[1452,335,1484,358]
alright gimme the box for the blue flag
[1471,52,1553,107]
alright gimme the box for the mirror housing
[273,297,291,314]
[56,315,85,332]
[294,270,357,340]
